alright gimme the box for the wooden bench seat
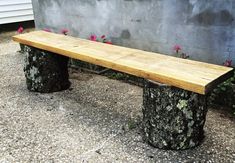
[13,31,233,95]
[13,31,234,150]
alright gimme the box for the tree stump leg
[23,45,71,93]
[142,80,208,150]
[20,43,26,53]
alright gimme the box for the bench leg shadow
[21,44,71,93]
[142,80,208,150]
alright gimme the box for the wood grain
[13,31,234,95]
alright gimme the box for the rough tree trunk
[142,80,208,150]
[22,45,71,93]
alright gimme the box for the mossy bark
[142,80,208,150]
[20,44,26,53]
[23,45,71,93]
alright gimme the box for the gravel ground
[0,31,234,163]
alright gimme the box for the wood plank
[12,31,234,95]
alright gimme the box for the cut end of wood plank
[205,68,234,95]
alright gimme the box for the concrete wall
[32,0,235,65]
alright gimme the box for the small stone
[95,149,102,155]
[206,151,212,155]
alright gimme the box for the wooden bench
[13,31,234,150]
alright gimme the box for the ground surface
[0,31,234,162]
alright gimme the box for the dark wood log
[142,80,208,150]
[23,45,70,93]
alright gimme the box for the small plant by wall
[89,34,112,44]
[173,45,189,59]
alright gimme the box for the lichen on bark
[23,45,71,93]
[142,80,208,150]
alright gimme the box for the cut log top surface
[13,31,234,95]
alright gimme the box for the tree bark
[23,45,70,93]
[142,80,208,150]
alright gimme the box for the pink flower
[17,26,24,34]
[101,35,106,39]
[223,59,232,67]
[43,28,51,32]
[90,34,97,41]
[61,29,69,35]
[173,45,182,53]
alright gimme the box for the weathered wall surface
[32,0,235,65]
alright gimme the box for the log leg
[142,80,208,150]
[23,45,71,93]
[20,43,25,53]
